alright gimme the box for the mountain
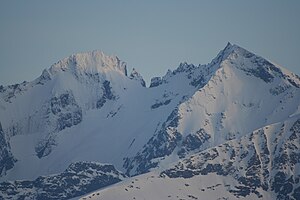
[0,43,299,199]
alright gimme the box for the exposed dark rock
[178,129,211,158]
[102,80,114,100]
[190,75,205,87]
[50,92,82,131]
[269,85,291,95]
[161,118,300,199]
[290,119,300,134]
[292,187,300,200]
[243,66,274,82]
[236,54,286,83]
[151,99,171,109]
[129,68,146,87]
[287,78,300,88]
[96,80,115,109]
[124,108,182,176]
[35,136,57,158]
[149,77,162,88]
[35,91,83,158]
[0,162,126,200]
[58,110,82,130]
[36,69,52,85]
[174,63,196,74]
[0,122,15,176]
[1,83,26,103]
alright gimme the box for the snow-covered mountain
[0,43,299,199]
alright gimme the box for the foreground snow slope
[82,115,300,200]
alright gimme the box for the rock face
[129,68,146,87]
[124,108,183,175]
[0,44,299,199]
[50,92,82,130]
[178,128,211,158]
[0,123,15,177]
[149,77,162,88]
[0,162,126,200]
[96,80,116,109]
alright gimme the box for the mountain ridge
[48,50,128,76]
[0,43,299,199]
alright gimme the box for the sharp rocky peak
[208,42,299,85]
[209,42,246,66]
[212,42,278,71]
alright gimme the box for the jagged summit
[147,43,252,88]
[48,50,128,77]
[161,42,300,87]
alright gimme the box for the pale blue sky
[1,1,299,86]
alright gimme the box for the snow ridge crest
[49,50,128,76]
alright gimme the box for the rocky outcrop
[0,123,15,177]
[96,80,116,109]
[124,108,182,176]
[0,162,126,200]
[50,92,82,131]
[35,91,82,158]
[129,68,146,87]
[162,117,300,199]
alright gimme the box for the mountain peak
[210,43,300,86]
[209,42,239,66]
[224,41,233,50]
[48,50,128,76]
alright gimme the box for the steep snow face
[82,115,300,200]
[0,51,130,138]
[176,45,300,146]
[49,50,127,77]
[0,51,146,181]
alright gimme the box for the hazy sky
[1,1,300,86]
